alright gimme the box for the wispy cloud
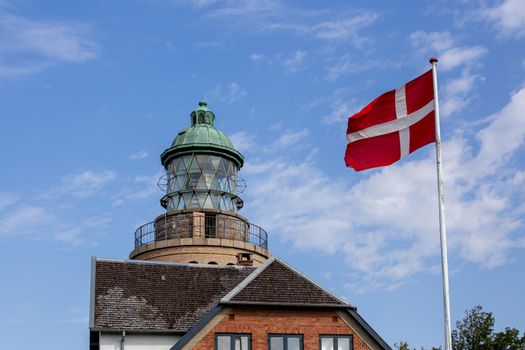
[478,0,525,38]
[267,129,309,152]
[202,1,377,46]
[0,11,99,77]
[0,206,52,238]
[242,86,525,291]
[282,50,306,72]
[0,168,158,247]
[318,88,362,124]
[129,150,149,160]
[409,31,487,118]
[0,192,19,211]
[441,69,484,118]
[409,31,487,71]
[52,170,117,198]
[111,172,162,206]
[249,53,264,62]
[209,82,246,103]
[230,131,256,153]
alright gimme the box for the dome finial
[198,100,207,107]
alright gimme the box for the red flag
[345,69,436,171]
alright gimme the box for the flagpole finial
[430,57,439,64]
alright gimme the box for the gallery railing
[134,215,268,250]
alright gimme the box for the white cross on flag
[345,69,436,171]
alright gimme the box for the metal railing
[134,214,268,250]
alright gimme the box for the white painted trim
[346,100,435,144]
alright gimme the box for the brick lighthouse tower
[129,101,269,266]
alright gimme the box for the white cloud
[250,53,264,62]
[129,150,149,160]
[479,0,525,37]
[242,86,525,290]
[320,89,360,124]
[249,51,308,74]
[62,170,116,197]
[0,206,53,239]
[51,170,117,198]
[266,129,309,152]
[309,13,377,42]
[0,169,158,247]
[0,12,98,77]
[209,82,247,103]
[409,31,487,118]
[325,56,404,81]
[441,70,484,117]
[111,172,162,206]
[230,131,256,153]
[0,192,18,211]
[203,1,377,46]
[410,31,487,71]
[282,50,306,73]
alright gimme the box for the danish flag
[345,69,436,171]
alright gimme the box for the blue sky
[1,0,524,349]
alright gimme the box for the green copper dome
[160,101,244,168]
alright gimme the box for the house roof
[221,256,350,307]
[92,256,351,332]
[91,258,254,332]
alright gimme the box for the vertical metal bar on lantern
[430,57,453,350]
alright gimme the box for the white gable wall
[100,333,180,350]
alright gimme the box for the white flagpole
[430,57,453,350]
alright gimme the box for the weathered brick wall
[192,308,372,350]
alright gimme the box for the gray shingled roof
[91,257,351,332]
[223,258,349,306]
[92,259,254,331]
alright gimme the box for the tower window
[205,214,216,238]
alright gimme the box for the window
[319,335,353,350]
[205,214,216,238]
[269,334,303,350]
[215,334,251,350]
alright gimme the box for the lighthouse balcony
[129,209,269,265]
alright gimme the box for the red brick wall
[192,307,372,350]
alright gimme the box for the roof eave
[160,144,244,168]
[347,308,393,350]
[170,306,225,350]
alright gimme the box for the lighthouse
[129,101,269,266]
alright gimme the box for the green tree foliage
[398,305,525,350]
[451,305,524,350]
[493,328,525,350]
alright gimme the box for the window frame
[214,333,252,350]
[319,335,353,350]
[268,334,304,350]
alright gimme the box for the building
[89,102,392,350]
